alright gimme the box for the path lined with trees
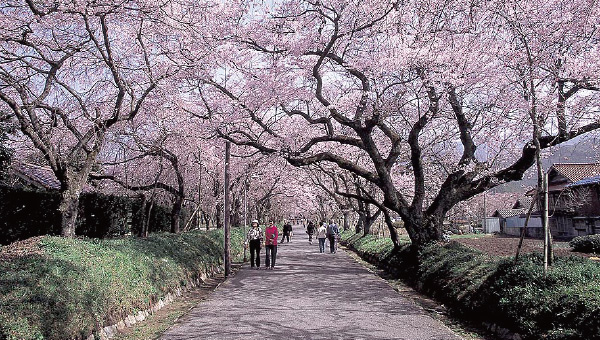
[160,226,460,340]
[2,0,599,251]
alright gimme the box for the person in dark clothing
[306,221,316,244]
[245,220,263,268]
[281,221,293,243]
[326,221,340,254]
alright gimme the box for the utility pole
[543,171,549,276]
[483,190,487,233]
[198,147,203,230]
[224,141,231,277]
[243,175,248,262]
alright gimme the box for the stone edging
[86,264,223,340]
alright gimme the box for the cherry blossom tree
[201,0,600,247]
[92,129,188,234]
[0,0,179,236]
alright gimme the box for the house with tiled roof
[492,208,524,235]
[548,163,600,191]
[512,196,534,210]
[493,204,544,238]
[548,163,600,238]
[490,162,600,239]
[4,161,61,191]
[493,208,525,219]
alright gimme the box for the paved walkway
[160,225,461,340]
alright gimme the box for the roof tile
[550,163,600,183]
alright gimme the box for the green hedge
[77,193,133,238]
[130,199,173,235]
[570,234,600,253]
[0,186,62,244]
[0,228,245,340]
[341,231,600,340]
[0,186,175,245]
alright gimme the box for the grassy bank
[0,228,244,340]
[341,231,600,340]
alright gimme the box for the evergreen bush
[0,186,174,244]
[569,234,600,253]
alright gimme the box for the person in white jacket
[316,222,327,253]
[245,220,263,268]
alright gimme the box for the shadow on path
[160,226,461,340]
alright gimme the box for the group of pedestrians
[306,220,340,253]
[244,219,279,270]
[244,219,341,270]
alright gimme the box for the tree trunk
[202,210,210,230]
[363,216,372,236]
[382,209,400,248]
[404,216,444,249]
[138,194,149,238]
[366,209,382,236]
[59,189,80,237]
[171,196,183,233]
[145,197,155,236]
[360,208,381,237]
[343,210,350,231]
[231,195,241,227]
[215,202,223,229]
[356,212,365,234]
[58,173,85,237]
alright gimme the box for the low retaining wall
[90,264,223,340]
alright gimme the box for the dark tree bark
[381,208,400,249]
[215,201,223,229]
[202,210,211,230]
[137,194,149,237]
[356,212,365,234]
[171,197,183,234]
[342,209,351,231]
[58,183,81,237]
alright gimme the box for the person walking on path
[281,221,293,243]
[306,221,315,245]
[317,222,327,253]
[245,220,263,269]
[264,220,278,269]
[327,221,340,254]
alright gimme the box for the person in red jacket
[264,220,278,269]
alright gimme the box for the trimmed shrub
[569,234,600,253]
[0,186,176,244]
[0,186,62,245]
[76,192,133,238]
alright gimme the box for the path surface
[160,225,461,340]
